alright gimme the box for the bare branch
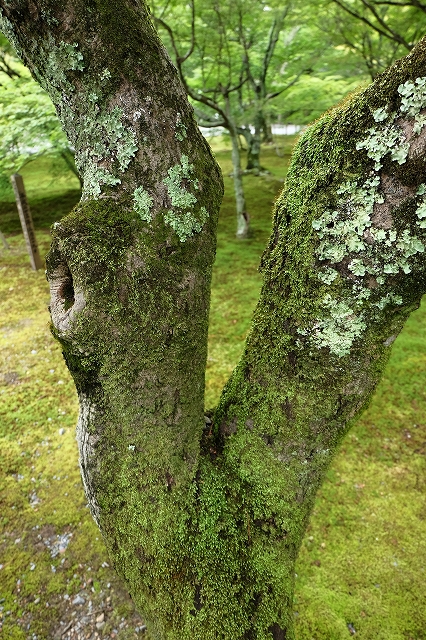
[154,16,229,124]
[331,0,412,49]
[260,6,291,91]
[359,0,412,49]
[180,0,195,63]
[374,0,426,10]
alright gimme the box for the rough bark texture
[3,2,426,639]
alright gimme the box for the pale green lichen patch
[372,106,388,122]
[356,126,406,169]
[398,76,426,117]
[164,206,209,242]
[82,163,121,197]
[77,105,138,199]
[163,156,209,241]
[22,34,138,200]
[299,295,367,358]
[133,186,153,222]
[100,68,111,81]
[56,41,84,73]
[164,155,198,209]
[309,168,425,355]
[356,77,426,170]
[306,76,426,357]
[317,267,338,284]
[96,106,139,172]
[37,37,85,99]
[175,113,187,141]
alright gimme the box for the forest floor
[0,136,425,640]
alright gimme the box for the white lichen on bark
[305,76,426,357]
[163,155,210,241]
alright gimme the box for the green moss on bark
[6,1,426,638]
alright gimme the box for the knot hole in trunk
[48,258,86,334]
[58,269,75,311]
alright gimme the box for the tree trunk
[3,3,426,639]
[239,116,264,174]
[240,123,262,174]
[246,132,261,172]
[260,111,274,144]
[229,123,250,238]
[247,116,262,173]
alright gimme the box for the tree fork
[2,2,426,638]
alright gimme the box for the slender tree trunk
[229,123,250,238]
[246,113,262,173]
[239,125,262,174]
[261,111,274,144]
[4,3,426,639]
[246,134,261,172]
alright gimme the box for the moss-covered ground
[0,137,425,639]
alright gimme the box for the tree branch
[180,0,195,63]
[331,0,412,49]
[373,0,426,10]
[154,15,230,125]
[265,70,306,101]
[359,0,412,49]
[260,6,291,91]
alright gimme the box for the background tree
[154,0,251,237]
[233,3,309,173]
[154,0,311,236]
[2,2,426,640]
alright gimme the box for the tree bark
[3,3,426,639]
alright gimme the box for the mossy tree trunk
[3,2,426,639]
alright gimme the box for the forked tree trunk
[3,2,426,639]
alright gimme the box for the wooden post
[11,173,43,270]
[0,230,9,250]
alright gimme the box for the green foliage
[155,0,315,124]
[311,0,426,79]
[0,70,80,192]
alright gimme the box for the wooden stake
[0,230,9,250]
[11,173,43,270]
